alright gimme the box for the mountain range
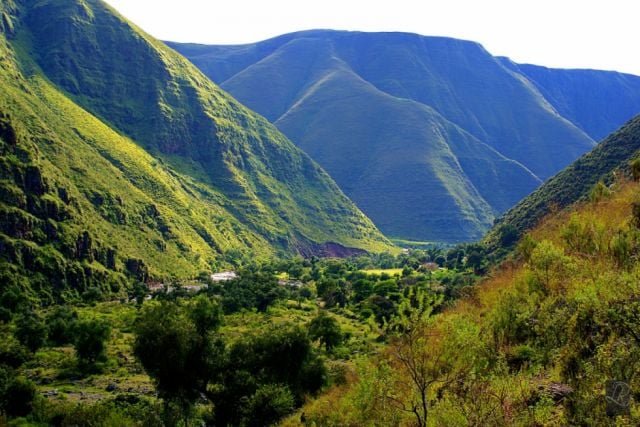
[169,31,640,242]
[0,0,391,295]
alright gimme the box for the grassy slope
[0,0,392,298]
[169,30,601,242]
[487,115,640,250]
[24,1,391,254]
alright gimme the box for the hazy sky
[104,0,640,75]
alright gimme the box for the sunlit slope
[0,0,392,298]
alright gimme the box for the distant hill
[486,114,640,250]
[169,30,640,242]
[502,60,640,141]
[0,2,391,298]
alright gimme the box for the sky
[103,0,640,75]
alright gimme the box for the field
[359,268,404,276]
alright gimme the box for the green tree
[46,306,78,346]
[74,319,110,369]
[630,158,640,181]
[4,375,36,417]
[242,384,295,427]
[308,311,343,352]
[209,324,325,426]
[14,311,47,353]
[134,301,224,424]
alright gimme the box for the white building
[210,271,238,282]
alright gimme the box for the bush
[4,375,36,417]
[242,384,295,426]
[589,181,611,203]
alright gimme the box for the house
[211,271,238,282]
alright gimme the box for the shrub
[589,181,611,203]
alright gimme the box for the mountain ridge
[168,30,640,242]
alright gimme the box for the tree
[242,384,295,427]
[498,224,520,247]
[221,272,285,314]
[308,311,343,352]
[14,311,47,353]
[4,375,36,417]
[382,291,466,427]
[209,324,326,426]
[47,306,78,346]
[134,300,224,424]
[74,319,110,369]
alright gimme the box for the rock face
[170,31,640,242]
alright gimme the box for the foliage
[14,311,47,353]
[294,176,640,425]
[133,299,223,422]
[46,306,79,346]
[74,319,111,369]
[220,271,285,314]
[308,311,343,352]
[210,324,325,426]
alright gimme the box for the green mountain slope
[487,114,640,248]
[169,30,613,242]
[0,1,391,300]
[270,47,538,241]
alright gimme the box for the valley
[1,0,640,425]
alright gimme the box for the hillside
[505,60,640,141]
[287,161,640,426]
[487,114,640,250]
[0,1,391,300]
[166,30,640,242]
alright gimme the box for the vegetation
[0,246,480,425]
[287,175,640,426]
[1,0,640,426]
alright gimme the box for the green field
[360,268,404,276]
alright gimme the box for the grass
[359,268,403,276]
[23,296,384,407]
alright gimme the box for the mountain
[169,30,640,242]
[486,114,640,250]
[501,60,640,141]
[0,1,391,298]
